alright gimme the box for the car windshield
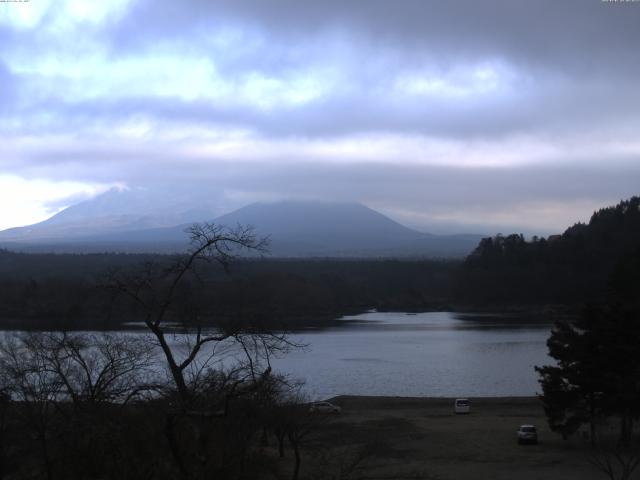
[521,427,536,433]
[456,400,469,406]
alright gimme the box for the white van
[516,425,538,444]
[454,398,471,414]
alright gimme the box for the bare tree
[265,389,327,480]
[0,388,8,480]
[0,332,157,480]
[106,223,308,479]
[590,442,640,480]
[0,224,307,480]
[107,223,280,407]
[18,332,156,406]
[311,442,386,480]
[0,334,64,480]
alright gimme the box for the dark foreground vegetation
[0,225,346,480]
[523,198,640,479]
[535,241,640,455]
[0,330,330,480]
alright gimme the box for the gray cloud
[0,61,17,111]
[7,71,640,143]
[1,0,639,232]
[10,143,640,233]
[113,0,640,73]
[3,0,640,141]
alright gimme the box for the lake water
[270,311,553,399]
[2,311,553,400]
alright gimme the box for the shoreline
[0,306,561,332]
[327,395,543,410]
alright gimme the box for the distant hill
[0,196,483,258]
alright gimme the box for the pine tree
[537,293,640,444]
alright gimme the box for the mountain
[0,196,484,258]
[208,201,481,257]
[212,201,425,255]
[0,187,222,243]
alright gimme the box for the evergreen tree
[536,305,609,442]
[537,251,640,444]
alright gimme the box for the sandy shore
[297,396,602,480]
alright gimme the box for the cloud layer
[1,0,639,232]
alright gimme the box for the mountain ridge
[0,195,484,258]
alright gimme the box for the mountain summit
[212,200,427,255]
[0,195,483,257]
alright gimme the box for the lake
[270,311,553,399]
[1,311,553,400]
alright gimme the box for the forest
[456,196,640,308]
[0,249,457,331]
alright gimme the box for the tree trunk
[589,392,597,446]
[164,413,191,480]
[148,324,191,405]
[39,432,54,480]
[277,430,285,458]
[288,432,301,480]
[619,413,632,447]
[0,417,5,480]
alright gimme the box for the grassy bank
[297,395,604,480]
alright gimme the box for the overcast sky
[1,0,639,234]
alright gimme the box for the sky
[1,0,639,234]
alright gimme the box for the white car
[454,398,471,414]
[309,401,342,414]
[517,425,538,444]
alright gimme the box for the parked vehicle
[454,398,471,414]
[517,425,538,444]
[309,401,342,414]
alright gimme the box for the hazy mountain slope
[0,188,221,242]
[0,198,484,257]
[209,201,482,257]
[102,201,481,257]
[213,201,425,249]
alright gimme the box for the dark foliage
[536,248,640,444]
[0,249,459,331]
[0,332,317,480]
[456,196,640,307]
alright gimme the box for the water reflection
[270,311,553,399]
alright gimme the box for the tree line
[456,196,640,308]
[0,249,458,331]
